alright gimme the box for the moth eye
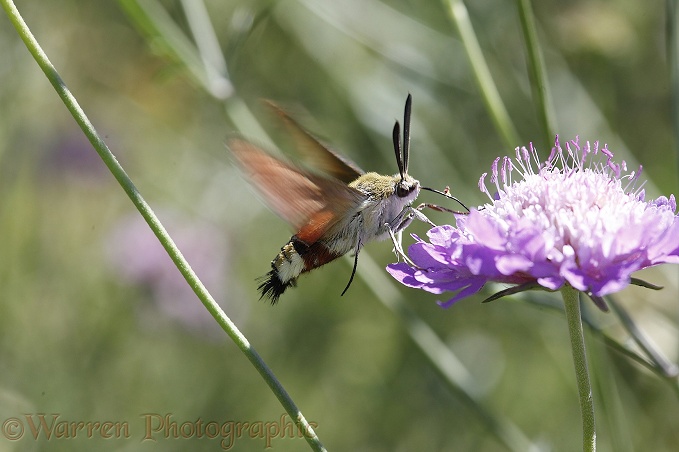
[396,184,411,198]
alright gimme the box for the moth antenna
[392,121,405,180]
[402,94,412,174]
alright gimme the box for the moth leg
[384,203,443,265]
[410,207,437,227]
[416,202,466,216]
[386,205,439,266]
[387,225,416,266]
[341,238,362,296]
[384,208,411,262]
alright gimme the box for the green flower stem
[607,295,679,380]
[516,0,556,150]
[667,0,679,180]
[179,0,233,99]
[444,0,520,148]
[1,2,325,450]
[561,287,596,452]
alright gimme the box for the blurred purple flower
[42,132,107,178]
[388,137,679,308]
[105,212,247,335]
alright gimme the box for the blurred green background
[1,0,678,450]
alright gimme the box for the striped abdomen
[258,235,345,303]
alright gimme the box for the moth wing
[229,139,366,235]
[264,100,365,183]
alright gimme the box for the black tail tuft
[257,270,296,305]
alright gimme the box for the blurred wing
[229,139,365,235]
[264,100,365,183]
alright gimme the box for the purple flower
[105,211,249,336]
[388,137,679,308]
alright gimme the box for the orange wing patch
[296,210,338,244]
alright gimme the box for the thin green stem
[1,1,324,450]
[444,0,520,148]
[516,0,556,149]
[179,0,233,99]
[561,287,596,452]
[118,0,216,94]
[667,0,679,181]
[607,295,679,379]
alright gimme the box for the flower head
[388,137,679,308]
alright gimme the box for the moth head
[394,173,419,200]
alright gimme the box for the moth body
[231,94,422,303]
[259,171,420,301]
